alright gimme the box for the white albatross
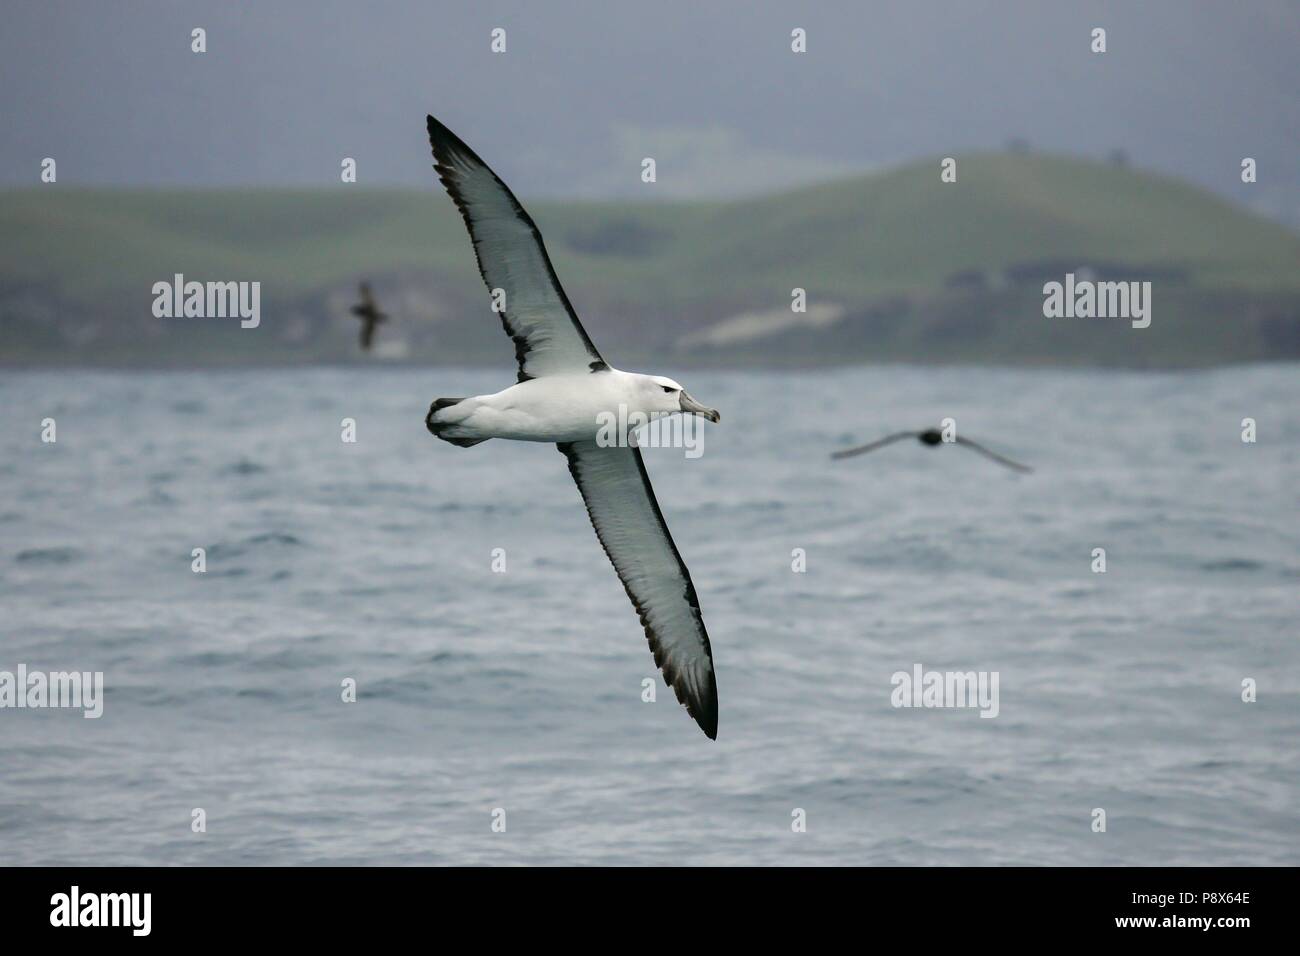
[421,114,722,739]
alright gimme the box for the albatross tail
[425,397,491,448]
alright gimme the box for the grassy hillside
[3,152,1299,366]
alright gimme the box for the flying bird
[831,427,1033,473]
[421,114,722,739]
[350,282,388,351]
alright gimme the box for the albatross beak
[679,391,720,423]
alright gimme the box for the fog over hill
[3,153,1298,368]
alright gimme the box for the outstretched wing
[830,431,917,460]
[426,114,606,382]
[557,440,718,739]
[955,436,1033,473]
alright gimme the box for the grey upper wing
[955,435,1033,473]
[557,440,718,739]
[426,114,606,382]
[830,431,917,460]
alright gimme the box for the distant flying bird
[350,282,388,350]
[831,427,1033,473]
[421,114,723,739]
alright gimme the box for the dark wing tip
[696,676,719,739]
[426,114,455,167]
[654,632,719,740]
[425,113,447,143]
[660,653,717,739]
[426,113,476,170]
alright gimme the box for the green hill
[3,152,1299,366]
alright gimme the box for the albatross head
[641,375,721,424]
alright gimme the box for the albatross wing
[426,114,606,382]
[955,435,1034,473]
[558,440,719,739]
[830,431,916,460]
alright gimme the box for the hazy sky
[3,1,1297,219]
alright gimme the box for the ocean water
[0,364,1296,866]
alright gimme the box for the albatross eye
[661,386,674,393]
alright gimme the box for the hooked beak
[679,390,720,423]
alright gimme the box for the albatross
[832,426,1032,473]
[421,114,722,739]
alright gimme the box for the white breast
[461,370,641,442]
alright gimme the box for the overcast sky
[3,1,1297,220]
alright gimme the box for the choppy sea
[1,364,1296,865]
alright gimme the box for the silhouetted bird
[350,282,388,351]
[832,427,1032,473]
